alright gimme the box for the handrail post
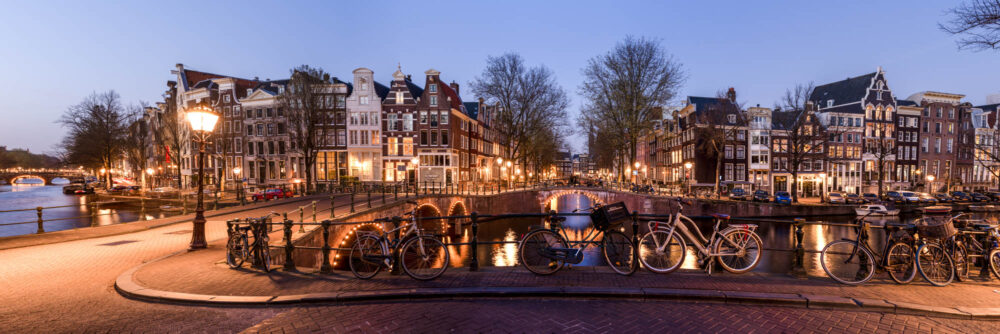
[382,187,386,205]
[367,189,372,208]
[350,192,355,213]
[470,212,479,271]
[320,220,332,273]
[283,219,296,271]
[631,211,639,254]
[394,184,398,201]
[792,218,806,276]
[308,201,316,232]
[36,207,44,234]
[330,195,336,219]
[299,207,304,229]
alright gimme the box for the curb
[115,258,1000,320]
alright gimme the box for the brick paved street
[242,298,1000,334]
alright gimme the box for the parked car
[150,187,179,197]
[752,190,770,202]
[862,193,878,203]
[950,191,972,202]
[729,188,747,201]
[917,193,938,204]
[934,193,953,203]
[252,188,294,201]
[884,191,904,203]
[845,194,863,204]
[62,183,94,195]
[774,191,792,204]
[899,191,920,204]
[827,192,845,204]
[970,192,991,202]
[984,191,1000,202]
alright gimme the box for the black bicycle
[227,212,278,272]
[820,211,920,285]
[517,201,637,276]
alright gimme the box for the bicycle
[348,200,450,280]
[948,218,1000,281]
[517,201,637,276]
[638,197,762,275]
[913,214,960,286]
[819,210,919,285]
[227,212,279,272]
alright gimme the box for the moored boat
[968,205,999,212]
[855,204,899,216]
[918,205,952,214]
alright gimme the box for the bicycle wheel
[714,229,763,274]
[602,230,637,276]
[226,234,247,268]
[989,249,1000,279]
[820,240,875,285]
[885,242,916,284]
[638,230,686,274]
[349,235,383,279]
[916,243,954,287]
[400,236,449,280]
[952,242,969,282]
[518,229,567,275]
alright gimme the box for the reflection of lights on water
[491,228,519,266]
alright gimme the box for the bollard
[36,207,44,234]
[320,220,332,273]
[350,192,355,213]
[470,212,479,271]
[382,188,386,205]
[182,196,188,214]
[367,190,372,208]
[283,219,296,271]
[394,185,398,201]
[792,218,806,276]
[330,195,336,219]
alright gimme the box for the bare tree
[59,91,134,189]
[470,53,570,170]
[694,90,746,198]
[578,36,685,181]
[123,104,151,186]
[158,82,185,189]
[940,1,1000,51]
[774,82,841,202]
[278,65,338,194]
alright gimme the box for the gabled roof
[374,81,390,100]
[976,103,1000,112]
[771,110,803,131]
[180,68,258,94]
[462,102,479,119]
[191,79,218,90]
[686,96,731,114]
[405,79,424,100]
[439,80,463,109]
[809,72,877,106]
[896,99,918,107]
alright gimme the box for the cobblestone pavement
[242,298,1000,333]
[0,194,370,333]
[134,246,1000,309]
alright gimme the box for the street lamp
[146,168,154,190]
[914,169,922,190]
[185,105,219,251]
[927,175,936,193]
[233,167,243,204]
[684,162,693,195]
[819,172,827,202]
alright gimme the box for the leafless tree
[158,82,185,189]
[773,82,841,202]
[123,104,151,185]
[470,53,570,171]
[59,91,135,189]
[578,36,685,181]
[694,90,746,198]
[940,1,1000,51]
[278,65,338,194]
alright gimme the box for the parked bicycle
[638,197,762,275]
[517,201,637,276]
[912,214,960,286]
[226,212,279,272]
[348,200,450,280]
[819,210,919,285]
[946,217,1000,281]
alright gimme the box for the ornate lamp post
[233,167,243,204]
[684,162,693,195]
[927,175,936,194]
[146,168,154,190]
[914,169,922,191]
[185,105,220,250]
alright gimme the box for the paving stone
[723,290,806,305]
[800,294,859,309]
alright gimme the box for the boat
[855,204,899,216]
[968,205,999,212]
[918,205,953,214]
[159,205,184,212]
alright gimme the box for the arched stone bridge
[1,170,88,185]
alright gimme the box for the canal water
[442,193,999,277]
[0,183,178,238]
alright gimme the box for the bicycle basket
[590,201,631,231]
[914,216,958,240]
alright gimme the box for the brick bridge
[1,169,88,185]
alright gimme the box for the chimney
[406,74,412,81]
[254,76,259,81]
[450,81,460,96]
[726,87,737,102]
[479,97,484,105]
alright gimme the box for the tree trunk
[714,153,722,199]
[791,169,799,203]
[877,159,884,197]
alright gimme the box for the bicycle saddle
[711,213,731,220]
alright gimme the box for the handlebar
[572,204,601,213]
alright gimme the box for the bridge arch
[10,175,46,185]
[539,189,606,212]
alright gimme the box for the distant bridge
[1,169,88,185]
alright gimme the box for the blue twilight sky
[1,1,997,155]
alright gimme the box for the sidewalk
[118,241,1000,319]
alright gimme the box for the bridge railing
[229,209,911,277]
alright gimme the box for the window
[441,130,449,145]
[403,113,413,131]
[257,142,264,155]
[948,108,954,119]
[388,113,398,131]
[429,84,437,92]
[246,109,253,119]
[724,145,733,159]
[827,100,834,108]
[947,138,953,153]
[736,164,746,181]
[388,137,398,155]
[277,108,284,117]
[403,137,413,155]
[430,112,439,126]
[224,95,230,103]
[337,129,346,146]
[235,138,242,153]
[736,146,745,159]
[724,163,734,181]
[727,114,736,124]
[277,123,285,134]
[948,123,954,134]
[256,109,263,118]
[431,130,438,145]
[420,112,427,124]
[279,141,285,154]
[360,96,369,105]
[256,124,264,136]
[922,137,928,153]
[267,123,275,136]
[440,112,448,124]
[430,95,437,106]
[360,130,368,145]
[923,122,929,133]
[247,141,254,155]
[349,131,358,145]
[395,92,403,104]
[937,108,942,118]
[265,108,272,117]
[935,138,941,153]
[420,130,428,145]
[268,142,275,155]
[935,122,941,133]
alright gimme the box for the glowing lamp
[186,106,219,132]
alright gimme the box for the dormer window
[360,96,369,105]
[429,84,437,92]
[278,87,285,94]
[827,99,834,108]
[224,95,231,103]
[246,88,252,95]
[727,114,736,124]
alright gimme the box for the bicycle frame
[356,205,434,267]
[650,206,756,259]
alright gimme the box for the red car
[251,188,293,201]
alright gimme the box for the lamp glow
[186,106,220,132]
